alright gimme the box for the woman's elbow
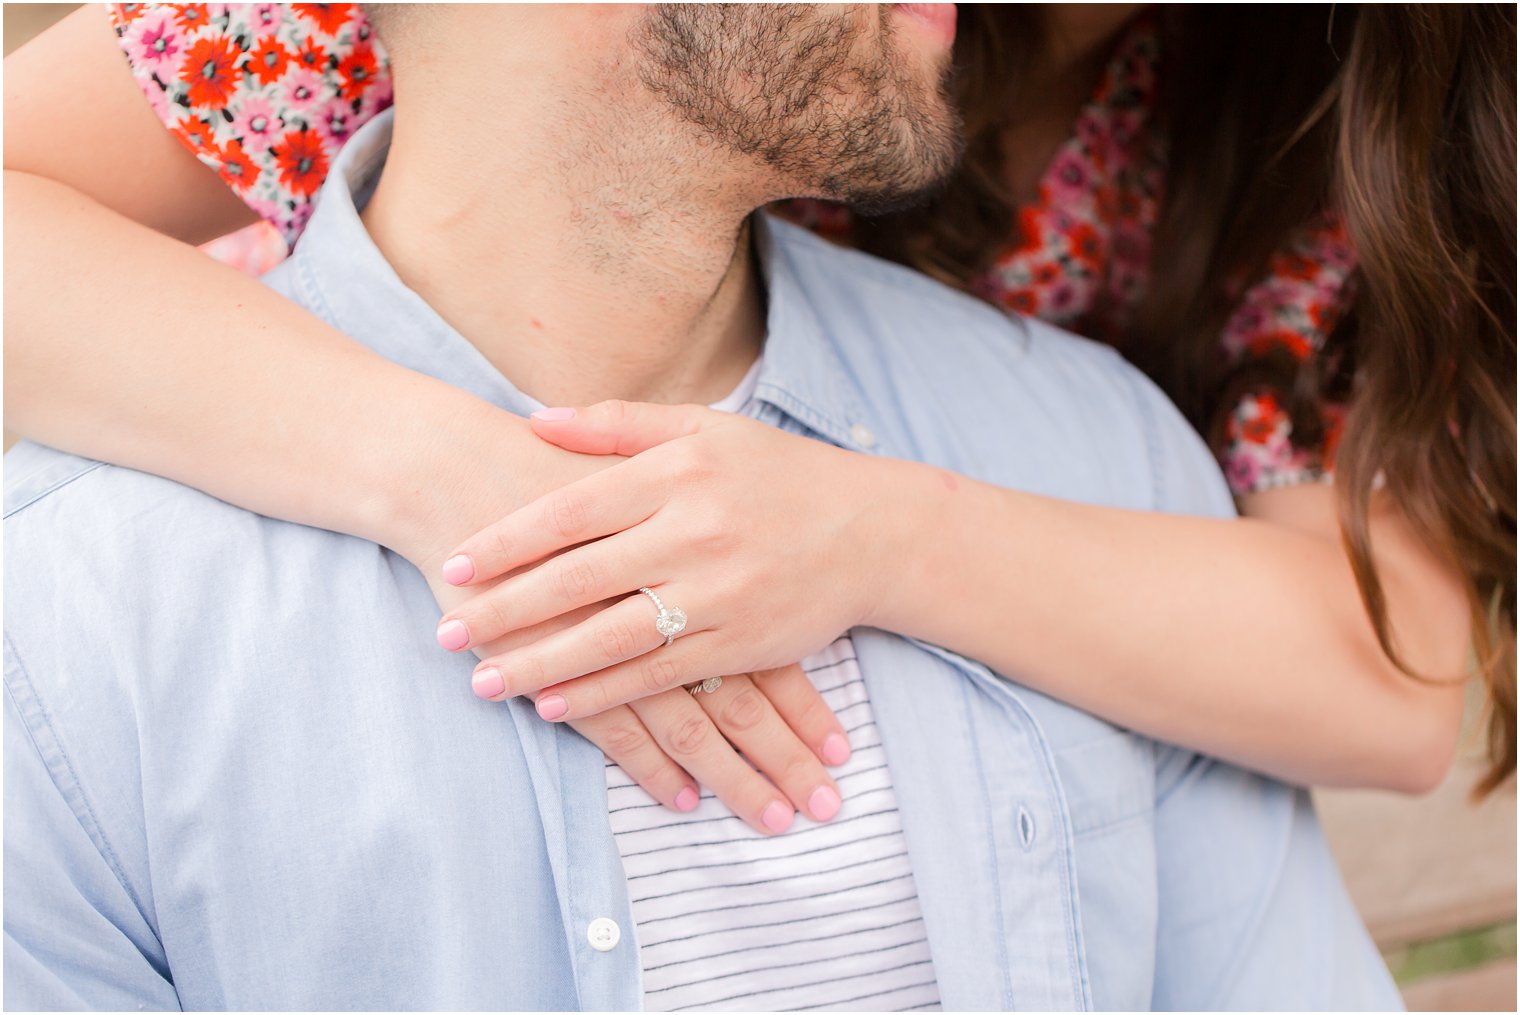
[1373,700,1465,795]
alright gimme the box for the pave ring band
[637,587,688,647]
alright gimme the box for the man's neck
[360,41,766,409]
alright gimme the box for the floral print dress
[107,3,1354,496]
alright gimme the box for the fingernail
[436,619,469,651]
[472,667,505,699]
[674,786,700,812]
[808,785,842,822]
[531,407,576,422]
[821,733,851,767]
[761,801,794,833]
[537,694,568,721]
[441,554,474,585]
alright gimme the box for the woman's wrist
[852,456,961,633]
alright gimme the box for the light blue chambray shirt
[5,112,1400,1012]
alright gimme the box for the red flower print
[1247,329,1313,361]
[112,3,148,24]
[1013,207,1044,256]
[214,140,260,192]
[273,129,330,198]
[336,44,378,102]
[1241,413,1278,446]
[247,37,291,86]
[170,113,217,153]
[173,5,207,32]
[1274,251,1320,282]
[1067,221,1104,268]
[180,35,242,109]
[294,37,329,71]
[1002,289,1039,315]
[292,3,357,37]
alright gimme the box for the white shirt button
[587,917,621,952]
[849,423,877,449]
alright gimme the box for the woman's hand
[425,529,852,834]
[433,400,905,720]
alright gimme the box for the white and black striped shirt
[605,636,941,1012]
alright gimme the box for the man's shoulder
[3,441,373,635]
[6,441,255,538]
[766,213,1130,373]
[764,216,1233,516]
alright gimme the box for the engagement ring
[636,587,687,647]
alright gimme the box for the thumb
[528,399,719,456]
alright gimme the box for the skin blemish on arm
[939,471,959,493]
[530,317,544,330]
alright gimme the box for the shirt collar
[291,109,874,450]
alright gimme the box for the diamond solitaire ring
[637,587,687,647]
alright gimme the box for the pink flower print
[1224,449,1265,495]
[242,194,283,226]
[1044,279,1089,321]
[283,69,325,113]
[1044,148,1096,207]
[1106,108,1145,151]
[231,96,282,153]
[314,101,355,144]
[127,15,181,72]
[250,4,282,38]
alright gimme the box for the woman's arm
[434,402,1471,794]
[4,8,850,830]
[3,7,522,561]
[879,465,1470,794]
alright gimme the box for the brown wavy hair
[862,4,1517,793]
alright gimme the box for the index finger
[441,457,664,586]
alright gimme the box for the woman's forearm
[876,461,1471,792]
[4,170,556,566]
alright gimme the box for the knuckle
[548,491,589,541]
[781,752,818,787]
[667,715,713,757]
[640,656,681,694]
[483,527,514,566]
[600,719,650,758]
[476,596,515,639]
[557,559,600,600]
[511,656,547,694]
[597,619,643,663]
[598,399,630,426]
[719,687,768,732]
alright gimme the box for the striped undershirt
[605,635,942,1012]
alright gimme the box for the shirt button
[849,423,877,449]
[587,917,621,952]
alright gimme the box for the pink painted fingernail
[442,554,474,585]
[821,733,851,767]
[472,667,505,699]
[761,801,794,833]
[808,785,842,822]
[537,694,568,721]
[436,619,469,651]
[674,787,700,812]
[531,407,576,422]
